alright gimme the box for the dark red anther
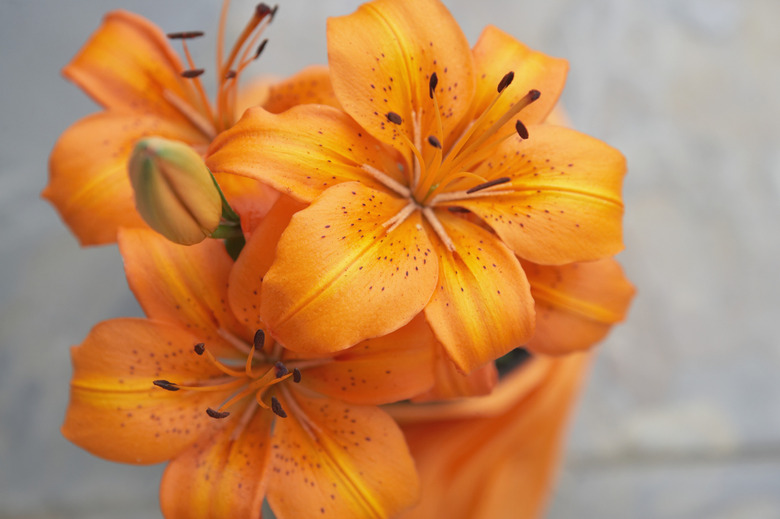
[515,119,529,139]
[254,39,268,60]
[292,368,302,383]
[466,177,511,194]
[253,329,266,350]
[206,407,230,419]
[497,71,515,93]
[429,72,438,99]
[529,89,541,101]
[256,3,273,17]
[167,31,205,40]
[225,70,237,80]
[181,69,205,79]
[447,206,471,213]
[274,361,289,378]
[270,4,279,20]
[153,380,180,391]
[386,112,403,125]
[427,135,442,149]
[271,397,287,418]
[194,343,206,355]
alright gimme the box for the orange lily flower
[43,3,337,245]
[207,0,626,372]
[63,226,436,518]
[392,353,590,519]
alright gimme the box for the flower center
[165,1,277,138]
[363,70,540,251]
[153,329,301,420]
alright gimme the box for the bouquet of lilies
[44,1,634,517]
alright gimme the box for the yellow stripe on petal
[424,210,535,373]
[261,182,439,355]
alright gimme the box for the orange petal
[263,65,341,113]
[423,210,535,373]
[64,10,208,130]
[229,195,306,332]
[299,314,436,405]
[261,182,439,354]
[524,258,636,355]
[44,111,205,245]
[327,0,475,158]
[207,104,400,203]
[160,411,273,519]
[212,171,280,236]
[471,26,568,127]
[412,345,498,402]
[267,391,419,519]
[119,228,249,357]
[464,125,627,264]
[400,354,589,519]
[62,318,230,465]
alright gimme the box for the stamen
[253,329,266,350]
[383,200,418,233]
[254,39,268,60]
[429,72,438,99]
[206,407,231,419]
[515,120,529,139]
[256,3,273,17]
[422,207,456,252]
[427,135,442,148]
[386,112,403,125]
[153,380,180,391]
[270,4,279,20]
[361,164,411,198]
[162,90,217,138]
[447,206,471,213]
[466,176,511,194]
[270,396,287,418]
[181,69,205,78]
[167,31,205,40]
[225,70,237,79]
[274,361,289,378]
[292,368,302,383]
[497,71,514,93]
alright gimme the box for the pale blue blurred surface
[1,0,779,517]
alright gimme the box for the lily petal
[424,210,535,373]
[207,104,399,203]
[62,318,229,465]
[412,345,498,402]
[299,314,436,405]
[470,26,568,127]
[327,0,475,158]
[44,111,205,245]
[261,182,439,354]
[64,10,206,129]
[160,411,273,519]
[267,391,419,519]
[400,354,589,519]
[464,125,626,265]
[524,258,636,355]
[119,228,248,357]
[229,195,306,332]
[263,65,341,113]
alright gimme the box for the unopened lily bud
[128,137,222,245]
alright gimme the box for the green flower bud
[128,137,222,245]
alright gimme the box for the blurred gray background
[1,0,778,517]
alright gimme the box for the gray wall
[1,0,778,517]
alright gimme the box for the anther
[270,396,287,418]
[274,361,289,378]
[253,329,265,350]
[497,71,515,93]
[225,70,237,80]
[181,69,205,78]
[254,39,268,60]
[256,3,273,17]
[447,206,471,213]
[206,407,231,419]
[153,380,180,391]
[529,89,541,101]
[428,135,442,149]
[386,112,403,125]
[466,177,512,194]
[270,4,279,20]
[292,368,302,383]
[167,31,205,40]
[515,119,529,139]
[194,343,206,355]
[429,72,438,99]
